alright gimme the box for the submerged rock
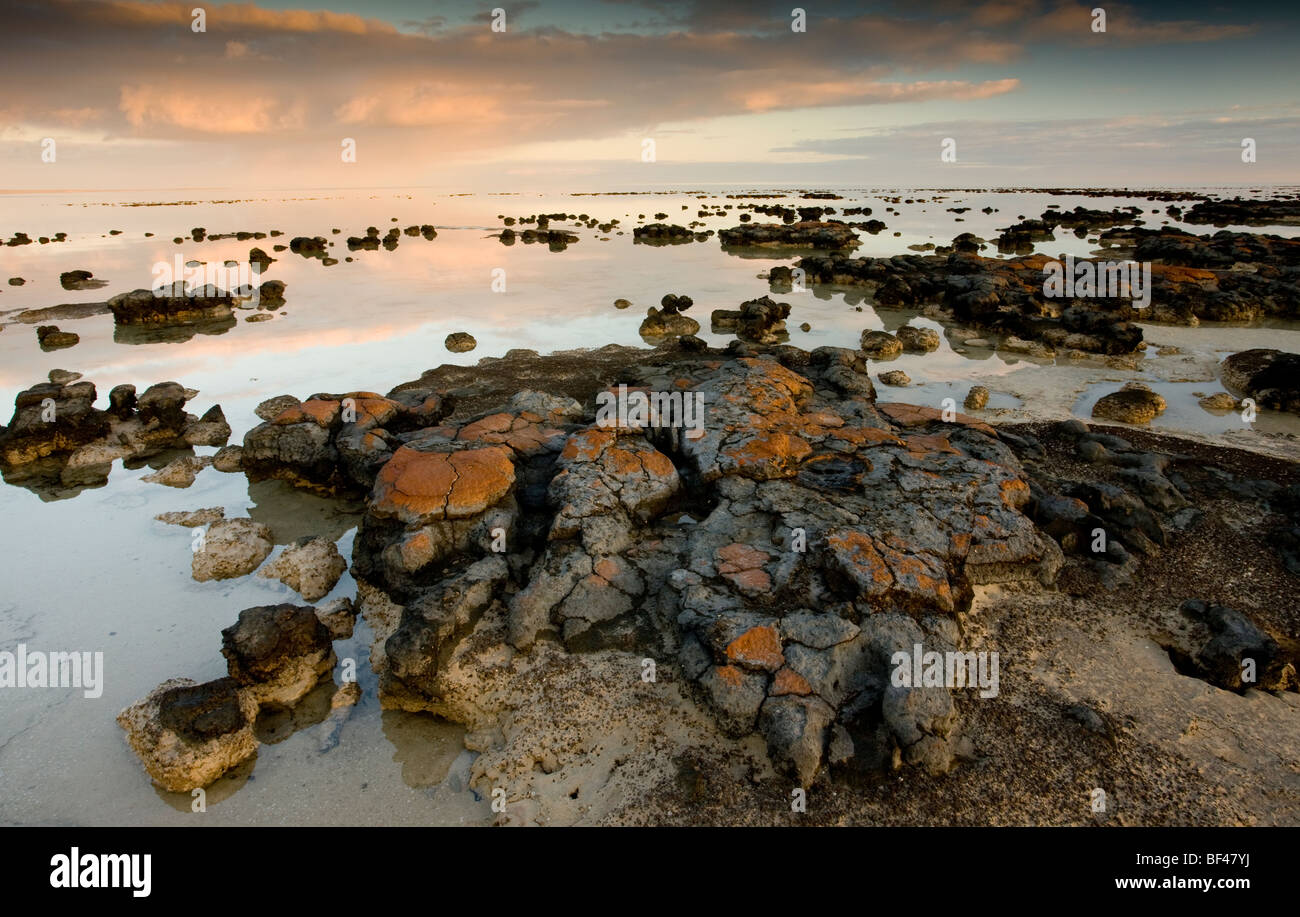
[315,596,358,640]
[142,454,212,488]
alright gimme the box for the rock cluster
[639,294,700,341]
[118,600,357,791]
[1181,197,1300,226]
[240,346,1061,785]
[711,295,791,344]
[798,248,1144,356]
[633,223,698,244]
[720,221,861,250]
[107,287,235,325]
[1094,225,1300,324]
[241,386,455,494]
[0,376,229,495]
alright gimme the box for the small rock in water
[1198,392,1237,412]
[60,269,106,291]
[48,369,82,385]
[1220,348,1300,414]
[877,370,911,386]
[964,386,989,410]
[212,444,244,472]
[156,507,225,527]
[257,535,348,602]
[36,325,79,351]
[220,602,336,707]
[896,325,940,353]
[859,330,902,360]
[445,332,477,353]
[613,298,631,309]
[1092,387,1166,424]
[192,517,273,581]
[142,454,212,488]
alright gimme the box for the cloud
[735,78,1021,112]
[0,0,1278,188]
[119,86,306,134]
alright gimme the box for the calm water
[1,186,1297,824]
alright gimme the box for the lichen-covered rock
[173,349,1060,787]
[370,445,515,525]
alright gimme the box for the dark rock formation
[1220,349,1300,414]
[720,221,860,250]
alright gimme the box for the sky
[1,0,1297,191]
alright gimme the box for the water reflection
[244,478,363,545]
[381,710,467,789]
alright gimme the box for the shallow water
[1,185,1297,824]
